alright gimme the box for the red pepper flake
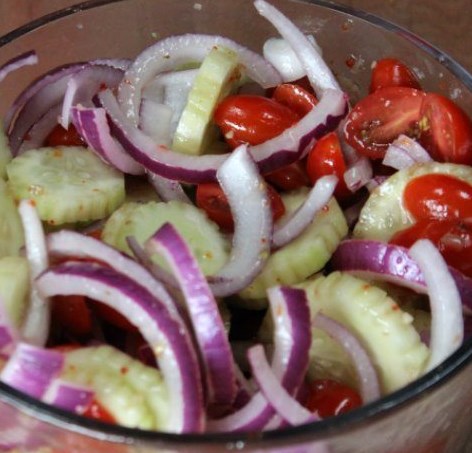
[120,366,129,375]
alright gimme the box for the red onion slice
[60,65,124,129]
[272,175,337,249]
[18,200,50,347]
[147,223,237,408]
[139,100,173,144]
[382,134,432,170]
[0,50,38,84]
[247,344,316,426]
[0,302,18,357]
[72,106,144,175]
[0,343,63,399]
[312,313,381,403]
[331,239,472,311]
[254,0,340,98]
[409,239,464,372]
[99,87,347,183]
[46,230,180,320]
[208,286,311,432]
[147,172,191,204]
[36,261,205,433]
[208,145,272,297]
[118,34,282,125]
[343,156,373,192]
[43,379,94,415]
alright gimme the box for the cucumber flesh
[102,200,229,276]
[172,46,243,155]
[6,146,125,226]
[353,162,472,241]
[0,179,24,258]
[0,256,30,327]
[238,188,348,303]
[60,345,169,430]
[0,129,12,179]
[300,272,430,393]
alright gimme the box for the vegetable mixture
[0,0,471,436]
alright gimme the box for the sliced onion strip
[382,134,432,170]
[312,313,381,403]
[43,380,95,414]
[272,175,337,249]
[409,239,464,371]
[0,51,38,84]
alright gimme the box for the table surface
[0,0,471,72]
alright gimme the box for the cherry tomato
[391,218,472,278]
[306,132,351,200]
[195,181,285,232]
[369,58,421,93]
[214,94,299,148]
[271,83,318,117]
[304,379,362,418]
[51,295,92,338]
[344,86,426,159]
[264,161,310,191]
[93,302,138,333]
[403,174,472,221]
[44,124,86,147]
[82,399,116,424]
[418,93,472,165]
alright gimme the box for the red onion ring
[330,239,472,312]
[409,239,464,372]
[272,175,337,249]
[72,106,144,175]
[118,34,283,125]
[43,379,95,415]
[247,344,316,426]
[382,134,432,170]
[312,313,381,403]
[0,50,38,84]
[254,0,340,98]
[18,200,50,347]
[99,87,347,183]
[146,222,237,408]
[208,286,311,432]
[208,145,272,297]
[36,261,205,433]
[0,343,63,399]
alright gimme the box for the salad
[0,0,471,440]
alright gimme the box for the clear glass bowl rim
[0,0,471,446]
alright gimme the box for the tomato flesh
[196,181,285,232]
[369,58,421,93]
[271,83,318,117]
[264,161,310,191]
[344,87,425,159]
[82,399,116,424]
[51,295,93,338]
[44,124,86,147]
[391,174,472,278]
[304,379,362,418]
[214,94,299,148]
[418,93,472,165]
[306,132,351,200]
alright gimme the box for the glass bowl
[0,0,471,452]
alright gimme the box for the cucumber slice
[61,345,169,430]
[300,272,430,393]
[102,200,229,276]
[0,129,12,179]
[6,146,125,226]
[353,162,472,241]
[238,188,348,302]
[172,46,243,155]
[0,179,24,258]
[0,256,30,327]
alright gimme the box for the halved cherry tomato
[403,174,472,221]
[271,83,318,117]
[82,399,116,424]
[418,93,472,165]
[369,58,421,93]
[195,181,285,232]
[214,94,300,148]
[344,86,426,159]
[264,161,310,191]
[306,132,351,200]
[44,124,86,147]
[51,295,93,338]
[93,302,138,333]
[304,379,362,418]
